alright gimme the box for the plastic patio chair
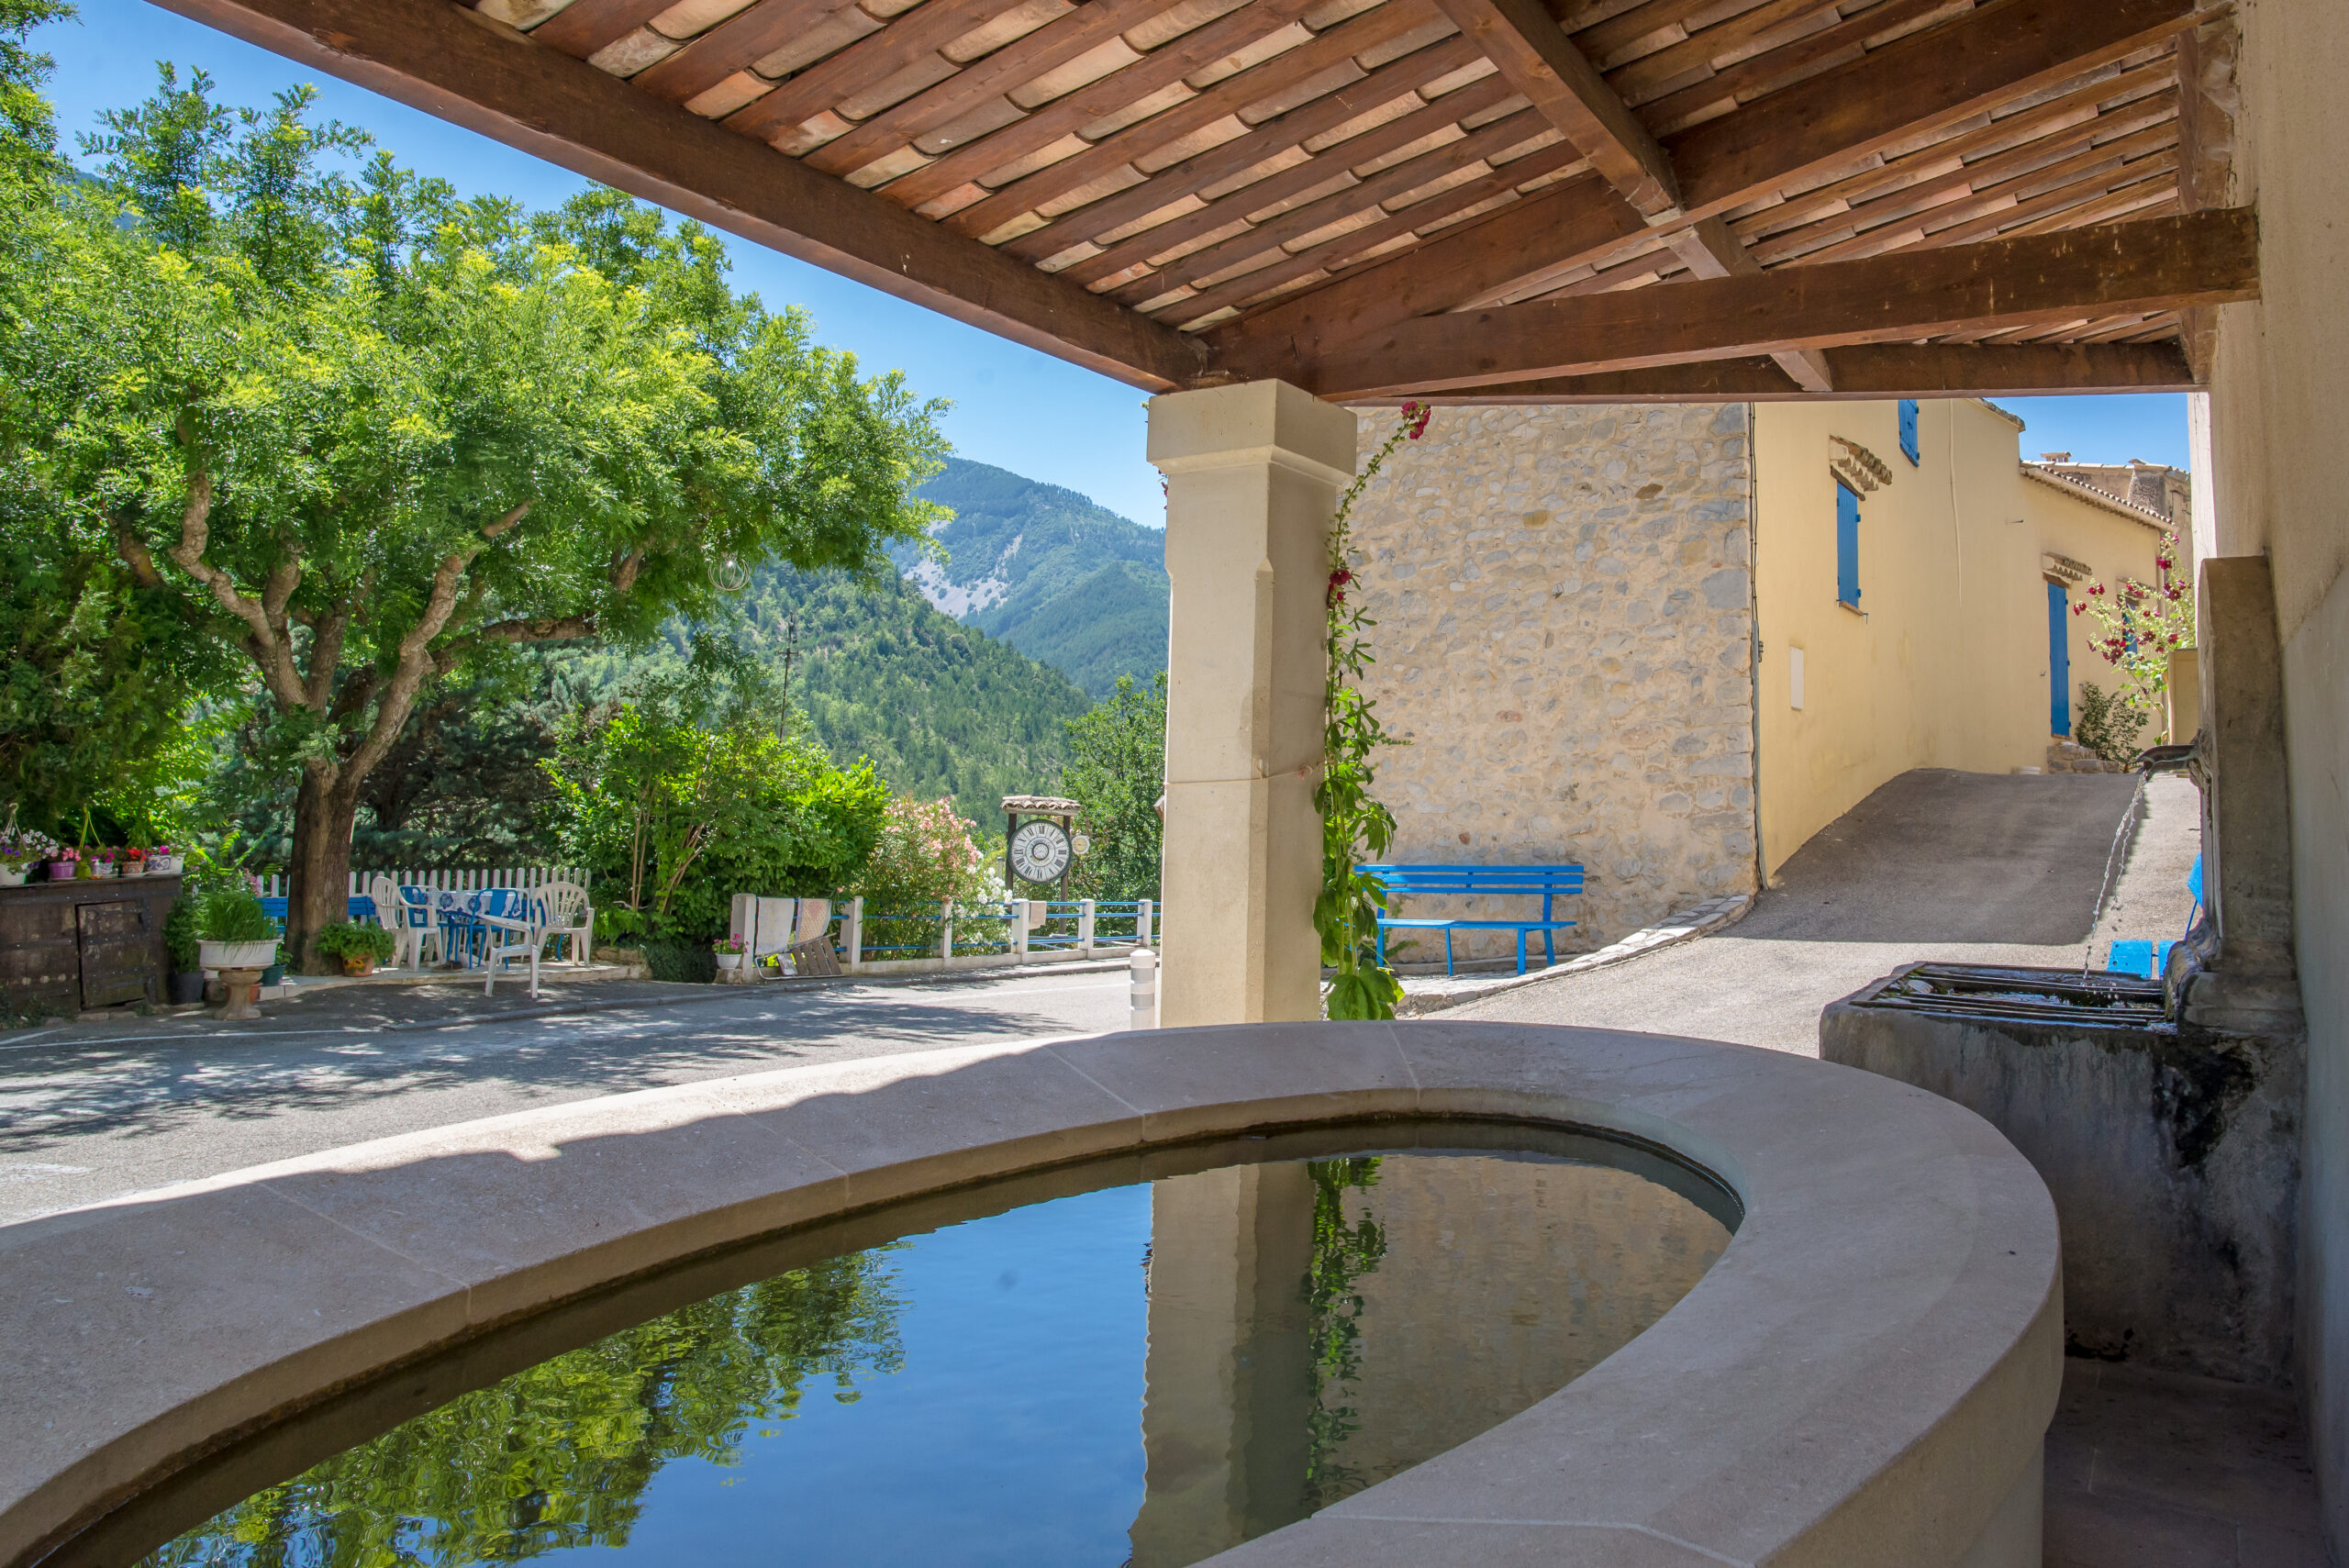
[393,884,443,969]
[478,888,545,998]
[534,880,594,965]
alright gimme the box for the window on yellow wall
[1835,480,1862,607]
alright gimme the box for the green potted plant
[315,920,396,977]
[195,887,281,973]
[0,827,56,887]
[713,931,749,974]
[162,894,204,1004]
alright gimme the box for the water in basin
[140,1124,1732,1567]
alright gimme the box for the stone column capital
[1147,380,1358,488]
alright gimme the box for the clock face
[1009,819,1073,885]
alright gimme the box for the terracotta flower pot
[340,954,375,977]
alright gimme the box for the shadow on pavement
[0,983,1093,1154]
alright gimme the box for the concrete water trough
[4,1023,2063,1567]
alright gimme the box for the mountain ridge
[902,456,1169,696]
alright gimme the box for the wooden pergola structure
[161,0,2249,403]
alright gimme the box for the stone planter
[199,939,280,972]
[714,951,746,973]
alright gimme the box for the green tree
[150,1251,907,1566]
[8,70,944,968]
[1059,671,1163,900]
[547,640,888,942]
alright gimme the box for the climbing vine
[1316,403,1429,1020]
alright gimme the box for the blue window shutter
[1835,482,1861,606]
[1898,400,1920,465]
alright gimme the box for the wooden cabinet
[0,875,182,1016]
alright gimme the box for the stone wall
[1344,404,1759,958]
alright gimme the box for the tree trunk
[285,773,361,973]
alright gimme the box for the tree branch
[482,501,533,541]
[112,525,166,590]
[161,466,309,711]
[338,547,479,789]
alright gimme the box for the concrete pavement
[0,967,1130,1226]
[1454,768,2192,1055]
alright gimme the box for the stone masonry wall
[1344,405,1759,961]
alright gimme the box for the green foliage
[312,919,395,963]
[162,891,198,972]
[906,456,1167,696]
[1059,672,1163,901]
[2075,679,2148,765]
[195,887,277,943]
[568,564,1090,825]
[547,640,886,943]
[4,65,946,960]
[1301,1156,1386,1509]
[1315,409,1426,1021]
[151,1251,907,1566]
[0,0,70,191]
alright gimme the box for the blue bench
[2108,854,2203,980]
[1361,863,1585,976]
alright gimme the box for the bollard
[1012,898,1030,962]
[1128,948,1157,1031]
[1136,896,1153,950]
[1078,898,1096,957]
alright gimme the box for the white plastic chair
[394,884,442,969]
[478,888,543,998]
[534,880,594,965]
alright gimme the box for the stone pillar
[1148,381,1357,1026]
[1128,1162,1318,1566]
[2179,555,2302,1035]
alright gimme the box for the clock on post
[1002,795,1085,899]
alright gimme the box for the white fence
[253,866,591,898]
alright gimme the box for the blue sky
[34,1,2188,527]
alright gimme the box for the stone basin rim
[0,1020,2065,1568]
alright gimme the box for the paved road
[1455,768,2189,1055]
[0,967,1130,1226]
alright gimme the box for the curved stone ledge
[0,1023,2062,1568]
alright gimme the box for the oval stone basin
[130,1119,1736,1568]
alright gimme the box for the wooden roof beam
[1426,0,1679,217]
[144,0,1210,391]
[1273,206,2255,397]
[1205,0,2207,376]
[1343,341,2199,403]
[1664,217,1833,392]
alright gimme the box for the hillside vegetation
[901,457,1169,695]
[565,566,1092,827]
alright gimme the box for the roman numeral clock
[1002,795,1087,899]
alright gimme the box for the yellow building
[1752,399,2179,878]
[1339,396,2178,953]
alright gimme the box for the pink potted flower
[713,932,749,974]
[49,846,79,882]
[86,847,120,879]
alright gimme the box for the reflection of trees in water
[149,1251,907,1567]
[1299,1157,1386,1512]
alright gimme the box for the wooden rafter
[1356,341,2199,403]
[146,0,2221,397]
[1265,207,2256,397]
[144,0,1210,389]
[1425,0,1678,215]
[1205,0,2200,372]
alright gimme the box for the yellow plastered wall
[1753,398,2170,878]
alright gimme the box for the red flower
[1400,400,1432,440]
[1328,566,1355,606]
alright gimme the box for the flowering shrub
[853,796,1001,959]
[2071,529,2195,737]
[0,827,59,869]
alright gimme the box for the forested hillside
[900,458,1169,695]
[565,566,1091,824]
